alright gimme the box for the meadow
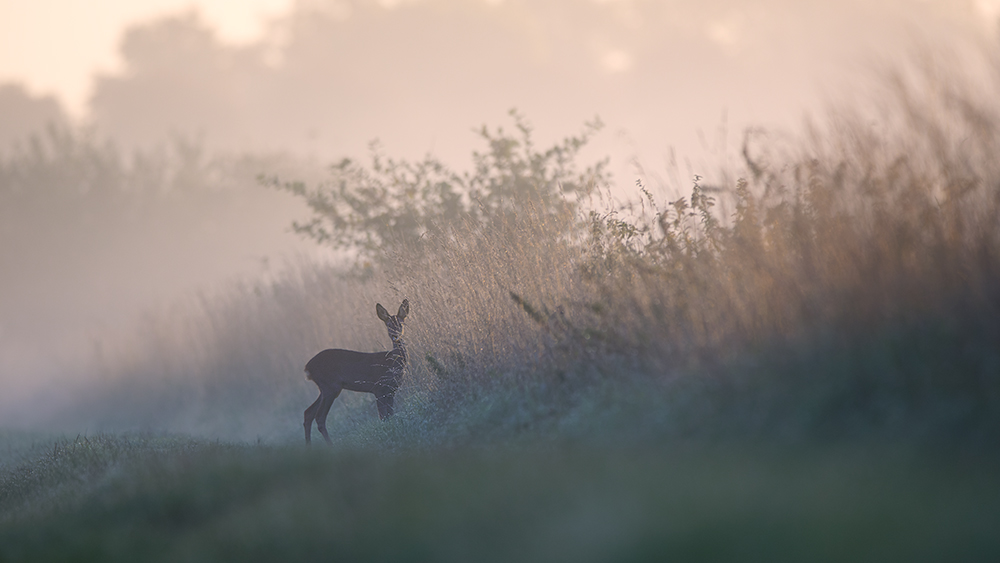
[2,433,999,562]
[2,49,1000,560]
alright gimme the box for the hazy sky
[0,0,292,117]
[1,0,997,119]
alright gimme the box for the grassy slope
[2,432,999,563]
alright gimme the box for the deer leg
[315,388,341,445]
[303,395,324,444]
[376,391,395,420]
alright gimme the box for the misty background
[0,0,996,422]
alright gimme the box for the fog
[84,0,989,165]
[0,0,995,424]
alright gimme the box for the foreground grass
[1,432,998,563]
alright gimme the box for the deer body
[303,300,409,445]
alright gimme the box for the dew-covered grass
[1,432,998,563]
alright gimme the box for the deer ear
[376,303,390,322]
[397,299,409,321]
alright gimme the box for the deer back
[305,348,402,392]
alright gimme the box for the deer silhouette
[303,299,409,444]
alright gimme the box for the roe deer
[303,299,409,444]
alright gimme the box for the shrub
[260,109,609,264]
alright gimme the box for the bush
[260,109,608,263]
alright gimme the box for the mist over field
[2,1,1000,559]
[1,0,992,423]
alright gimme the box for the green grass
[0,429,60,469]
[2,433,999,563]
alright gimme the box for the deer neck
[388,337,407,367]
[393,338,407,361]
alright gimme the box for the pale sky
[0,0,293,117]
[2,0,1000,119]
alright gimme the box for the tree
[0,83,68,151]
[263,111,609,262]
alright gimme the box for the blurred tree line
[8,0,953,165]
[0,85,309,357]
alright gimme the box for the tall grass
[47,48,1000,448]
